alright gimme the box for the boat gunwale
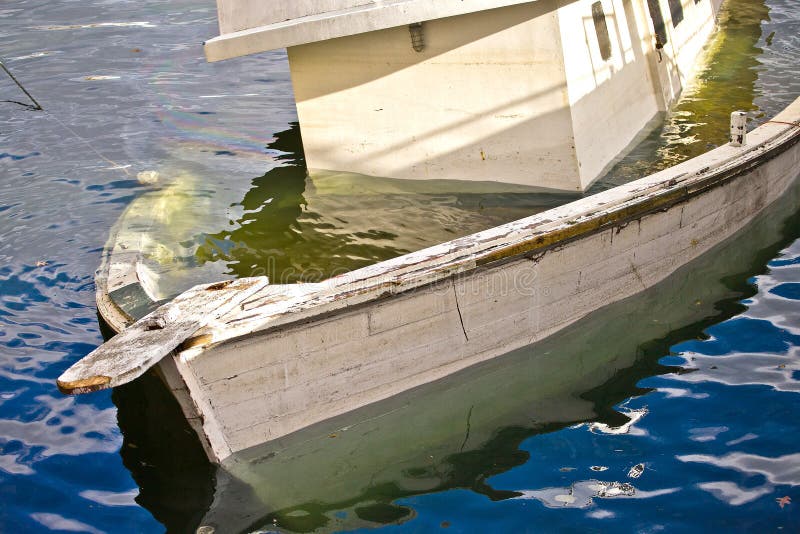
[83,99,800,388]
[196,106,800,350]
[202,130,799,346]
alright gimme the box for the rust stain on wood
[179,334,214,351]
[206,280,234,291]
[57,375,111,394]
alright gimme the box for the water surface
[1,0,799,532]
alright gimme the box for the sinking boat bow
[58,99,800,462]
[57,277,269,394]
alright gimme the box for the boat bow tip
[56,276,270,396]
[57,375,112,395]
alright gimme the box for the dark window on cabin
[591,2,612,61]
[695,0,701,4]
[668,0,684,26]
[647,0,668,45]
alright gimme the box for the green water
[194,126,576,284]
[591,0,771,191]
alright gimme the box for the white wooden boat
[58,98,800,463]
[203,0,723,191]
[202,175,800,529]
[113,169,800,532]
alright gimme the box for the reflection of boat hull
[60,100,800,464]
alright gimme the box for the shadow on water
[112,374,215,533]
[113,170,800,532]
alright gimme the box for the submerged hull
[59,98,800,463]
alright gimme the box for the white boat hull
[160,101,800,461]
[206,0,723,190]
[59,99,800,463]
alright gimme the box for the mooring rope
[0,58,42,110]
[2,56,132,177]
[41,108,133,176]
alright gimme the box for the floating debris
[7,51,57,61]
[35,260,48,267]
[590,407,649,435]
[627,463,645,479]
[136,170,159,185]
[84,75,120,81]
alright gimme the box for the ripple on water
[1,0,800,531]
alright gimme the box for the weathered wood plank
[57,277,269,394]
[204,303,468,415]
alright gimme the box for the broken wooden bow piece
[57,277,269,394]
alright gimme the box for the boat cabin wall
[648,0,720,108]
[287,1,583,191]
[557,0,663,188]
[558,0,719,187]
